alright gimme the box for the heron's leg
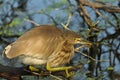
[46,62,73,77]
[29,65,39,71]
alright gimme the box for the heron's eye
[74,38,77,41]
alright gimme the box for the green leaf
[88,77,95,80]
[9,18,22,27]
[106,66,114,71]
[87,60,91,64]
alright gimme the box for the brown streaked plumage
[4,25,91,77]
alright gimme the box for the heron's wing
[4,26,64,59]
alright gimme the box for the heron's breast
[48,47,74,67]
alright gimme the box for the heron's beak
[75,38,92,47]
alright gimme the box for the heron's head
[64,30,92,46]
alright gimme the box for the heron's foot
[65,69,74,77]
[46,63,74,77]
[29,66,39,72]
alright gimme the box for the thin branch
[95,10,115,27]
[75,49,109,62]
[81,0,120,13]
[24,19,40,26]
[50,74,62,80]
[61,0,73,30]
[76,0,93,29]
[0,34,20,38]
[111,13,120,28]
[43,12,59,25]
[113,42,120,62]
[99,28,120,42]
